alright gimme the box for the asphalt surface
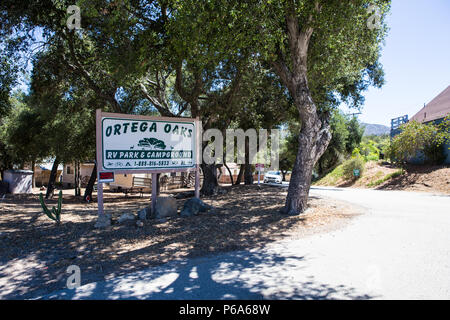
[42,186,450,300]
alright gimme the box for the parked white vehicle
[264,171,282,184]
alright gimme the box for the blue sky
[340,0,450,126]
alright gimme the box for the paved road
[43,187,450,300]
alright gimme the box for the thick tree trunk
[83,162,97,202]
[270,14,332,214]
[45,157,59,199]
[235,164,244,185]
[244,164,253,185]
[282,140,315,214]
[200,163,219,195]
[281,110,331,215]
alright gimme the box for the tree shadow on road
[43,249,374,300]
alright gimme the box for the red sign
[98,171,114,183]
[255,163,265,168]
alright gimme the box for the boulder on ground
[137,207,150,220]
[180,197,213,217]
[94,213,112,228]
[174,191,195,199]
[118,212,136,224]
[154,196,178,218]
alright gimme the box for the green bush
[359,140,380,161]
[423,140,447,164]
[342,156,365,180]
[387,116,450,165]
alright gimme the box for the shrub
[423,143,447,164]
[359,140,380,161]
[387,116,450,165]
[342,155,365,180]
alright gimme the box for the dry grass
[314,161,400,188]
[378,164,450,194]
[315,161,450,194]
[0,185,359,299]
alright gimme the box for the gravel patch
[0,185,361,299]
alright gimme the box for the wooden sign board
[101,116,197,171]
[95,109,201,219]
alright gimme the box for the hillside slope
[314,161,450,194]
[362,123,390,136]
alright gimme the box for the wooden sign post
[95,109,201,223]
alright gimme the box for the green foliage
[359,139,380,161]
[314,164,345,186]
[0,55,16,120]
[342,155,365,180]
[366,169,404,188]
[2,92,48,166]
[362,134,390,158]
[423,142,447,165]
[316,110,349,174]
[346,117,365,154]
[423,115,450,164]
[39,190,63,224]
[387,116,450,165]
[280,122,300,174]
[0,0,390,201]
[284,112,368,176]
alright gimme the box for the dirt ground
[377,164,450,194]
[0,185,361,299]
[337,161,400,188]
[315,161,450,194]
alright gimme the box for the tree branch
[175,61,202,117]
[63,31,121,112]
[139,82,174,117]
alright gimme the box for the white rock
[118,212,136,224]
[94,214,112,228]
